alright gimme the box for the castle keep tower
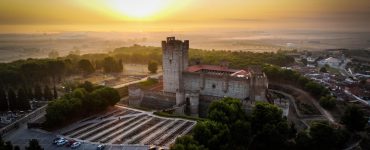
[162,37,189,94]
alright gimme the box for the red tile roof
[230,70,251,77]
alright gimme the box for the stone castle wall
[183,72,250,100]
[128,87,176,110]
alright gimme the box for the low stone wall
[128,88,176,110]
[140,91,176,110]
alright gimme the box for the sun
[109,0,168,19]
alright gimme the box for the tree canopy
[171,97,355,150]
[25,139,44,150]
[295,122,349,150]
[102,57,122,73]
[148,60,158,74]
[45,82,120,127]
[319,95,336,109]
[172,98,295,150]
[341,105,368,131]
[78,59,95,75]
[171,135,207,150]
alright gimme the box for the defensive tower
[162,37,189,93]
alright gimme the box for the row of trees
[112,45,162,64]
[64,54,121,75]
[0,45,294,90]
[0,56,124,112]
[0,137,43,150]
[171,98,366,150]
[45,82,120,127]
[101,57,123,73]
[112,45,295,67]
[0,85,56,111]
[77,57,123,75]
[0,59,66,88]
[0,55,125,88]
[189,49,295,68]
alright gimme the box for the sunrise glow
[107,0,169,19]
[0,0,369,32]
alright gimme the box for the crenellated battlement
[162,37,189,51]
[162,37,189,94]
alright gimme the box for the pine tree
[26,87,34,100]
[78,59,95,75]
[118,59,124,72]
[43,85,53,101]
[34,85,43,101]
[7,89,17,111]
[53,85,58,99]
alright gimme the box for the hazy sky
[0,0,369,32]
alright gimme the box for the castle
[162,37,268,115]
[129,37,268,116]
